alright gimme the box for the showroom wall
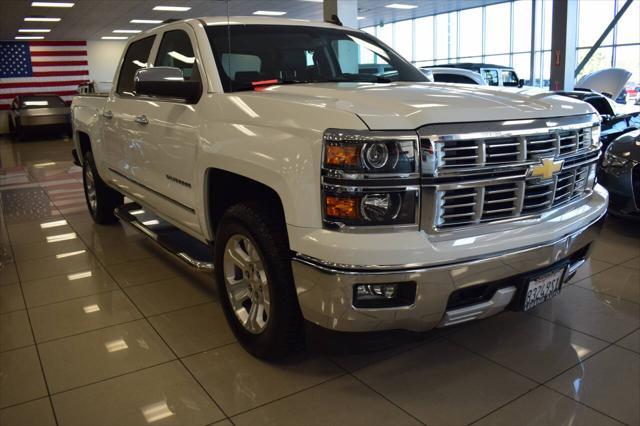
[86,40,126,85]
[0,39,126,134]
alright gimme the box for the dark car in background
[8,95,71,141]
[599,129,640,219]
[555,90,640,149]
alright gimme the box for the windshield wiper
[328,76,392,84]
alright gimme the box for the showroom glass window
[205,25,427,92]
[116,36,156,96]
[155,30,199,81]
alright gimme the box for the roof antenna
[329,14,343,26]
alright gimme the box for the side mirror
[518,79,525,88]
[134,67,202,103]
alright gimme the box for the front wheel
[82,151,123,224]
[214,203,303,360]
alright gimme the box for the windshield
[19,96,66,109]
[205,24,428,92]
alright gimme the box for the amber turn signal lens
[325,145,358,167]
[325,195,358,219]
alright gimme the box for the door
[125,28,203,233]
[102,35,156,181]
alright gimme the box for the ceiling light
[357,16,365,20]
[31,1,75,7]
[253,10,287,16]
[113,29,141,33]
[153,5,191,11]
[25,17,61,22]
[130,19,163,24]
[385,3,418,9]
[102,36,127,40]
[19,29,51,33]
[15,36,45,40]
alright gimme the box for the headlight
[322,129,420,229]
[602,147,629,168]
[590,125,601,147]
[323,189,418,227]
[323,129,418,175]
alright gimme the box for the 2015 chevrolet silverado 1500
[71,17,608,359]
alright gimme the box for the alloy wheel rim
[84,167,97,213]
[223,234,270,334]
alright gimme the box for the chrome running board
[438,286,517,327]
[114,203,214,273]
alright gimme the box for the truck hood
[250,82,595,130]
[576,68,631,99]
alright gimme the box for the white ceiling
[0,0,507,41]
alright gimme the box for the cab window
[481,69,499,86]
[502,70,519,87]
[116,36,156,96]
[154,30,199,81]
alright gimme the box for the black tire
[82,151,123,224]
[8,117,15,138]
[214,203,303,360]
[14,119,25,141]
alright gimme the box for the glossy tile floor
[0,135,639,426]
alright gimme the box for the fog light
[356,284,398,299]
[353,282,416,309]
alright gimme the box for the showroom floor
[0,135,638,426]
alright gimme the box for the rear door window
[154,30,200,81]
[481,68,499,86]
[433,74,478,84]
[116,36,156,96]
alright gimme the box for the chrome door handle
[134,115,149,125]
[103,110,113,119]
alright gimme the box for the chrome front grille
[435,164,594,228]
[440,128,592,168]
[419,114,601,232]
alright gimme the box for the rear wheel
[214,203,303,360]
[82,151,123,224]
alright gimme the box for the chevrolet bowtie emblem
[529,158,564,180]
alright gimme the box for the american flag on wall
[0,40,89,110]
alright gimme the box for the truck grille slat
[437,128,591,168]
[435,164,594,229]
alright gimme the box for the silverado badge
[528,158,564,180]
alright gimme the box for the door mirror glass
[134,66,202,103]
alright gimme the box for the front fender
[194,93,366,240]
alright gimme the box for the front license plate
[523,268,565,311]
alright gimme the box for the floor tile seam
[0,342,36,354]
[85,241,233,421]
[539,340,619,386]
[43,358,178,398]
[466,384,545,425]
[539,383,633,426]
[226,372,351,420]
[4,217,61,426]
[21,286,119,311]
[175,340,239,361]
[443,336,544,385]
[327,332,447,375]
[347,372,428,426]
[524,309,627,344]
[572,284,640,306]
[34,317,142,345]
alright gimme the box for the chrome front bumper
[291,213,605,332]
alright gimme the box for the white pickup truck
[71,17,608,359]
